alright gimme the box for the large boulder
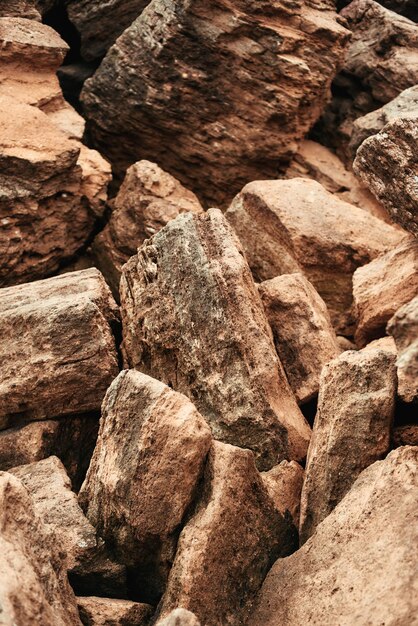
[81,0,349,205]
[226,178,404,334]
[120,209,311,469]
[299,347,396,543]
[387,295,418,403]
[249,446,418,626]
[0,268,119,429]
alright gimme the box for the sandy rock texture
[0,268,119,429]
[249,446,418,626]
[121,209,311,470]
[77,597,153,626]
[0,0,41,18]
[81,0,349,205]
[261,460,305,529]
[387,295,418,403]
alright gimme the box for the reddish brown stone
[261,460,304,529]
[387,295,418,403]
[77,597,153,626]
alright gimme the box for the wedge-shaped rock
[77,597,153,626]
[226,178,404,334]
[158,441,297,626]
[156,609,200,626]
[93,160,203,295]
[0,471,82,625]
[354,118,418,237]
[259,274,341,404]
[121,209,311,469]
[261,460,304,529]
[387,295,418,403]
[79,370,212,603]
[81,0,349,205]
[353,238,418,346]
[0,269,119,429]
[249,446,418,626]
[299,348,396,543]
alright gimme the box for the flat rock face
[261,460,305,529]
[354,118,418,236]
[353,238,418,346]
[249,446,418,626]
[387,295,418,403]
[93,160,203,296]
[77,597,153,626]
[0,268,119,429]
[158,441,297,626]
[81,0,349,205]
[156,609,200,626]
[0,471,82,626]
[259,273,341,404]
[226,178,404,334]
[79,370,212,603]
[299,348,396,543]
[120,209,311,470]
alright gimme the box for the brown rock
[156,609,200,626]
[362,335,397,354]
[0,268,119,429]
[249,446,418,626]
[259,273,341,404]
[299,348,396,543]
[0,0,41,18]
[0,471,82,625]
[77,597,153,626]
[337,336,357,351]
[120,209,311,469]
[377,0,417,20]
[226,178,404,334]
[158,441,297,626]
[81,0,349,206]
[93,160,203,296]
[79,370,212,603]
[261,460,304,529]
[353,238,418,346]
[393,424,418,447]
[387,295,418,403]
[354,118,418,237]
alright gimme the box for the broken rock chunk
[77,597,152,626]
[387,295,418,403]
[261,460,304,529]
[156,609,200,626]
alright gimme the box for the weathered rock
[393,424,418,447]
[77,597,153,626]
[337,335,358,351]
[81,0,349,206]
[0,0,41,18]
[121,209,311,469]
[362,335,397,354]
[249,446,418,626]
[158,441,297,626]
[0,471,82,625]
[259,273,341,404]
[156,609,200,626]
[226,178,404,334]
[354,118,418,237]
[299,348,396,543]
[93,160,203,296]
[261,460,304,529]
[79,370,212,603]
[353,238,418,346]
[378,0,418,20]
[0,268,119,429]
[387,295,418,403]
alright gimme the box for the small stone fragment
[387,295,418,403]
[156,609,200,626]
[77,597,153,626]
[261,460,304,529]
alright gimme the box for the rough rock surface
[259,273,341,404]
[393,424,418,447]
[156,609,200,626]
[249,446,418,626]
[79,370,212,603]
[0,0,41,18]
[81,0,349,205]
[354,118,418,236]
[158,441,297,626]
[226,178,404,334]
[77,597,153,626]
[121,209,311,469]
[0,471,82,626]
[93,160,203,296]
[387,295,418,403]
[0,268,119,429]
[353,238,418,346]
[261,460,304,529]
[299,348,396,543]
[378,0,418,20]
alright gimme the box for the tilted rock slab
[77,597,153,626]
[387,295,418,403]
[0,268,119,429]
[259,273,341,404]
[0,471,82,626]
[249,446,418,626]
[354,118,418,237]
[120,209,311,469]
[158,441,297,626]
[353,238,418,346]
[299,347,396,543]
[226,178,404,334]
[79,370,212,603]
[261,460,304,529]
[93,160,203,296]
[81,0,349,205]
